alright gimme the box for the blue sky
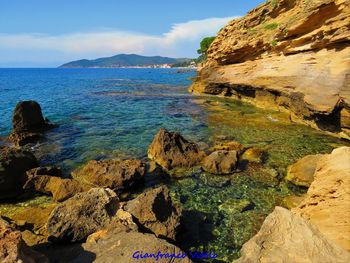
[0,0,264,67]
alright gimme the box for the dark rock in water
[148,128,206,170]
[46,188,119,243]
[0,217,49,263]
[202,150,238,174]
[72,159,146,191]
[9,101,56,146]
[0,147,38,200]
[125,185,182,241]
[24,168,91,202]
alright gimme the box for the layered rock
[0,217,48,263]
[125,185,182,241]
[148,128,206,170]
[72,159,145,191]
[191,0,350,139]
[234,207,350,263]
[202,150,238,174]
[46,188,119,243]
[9,101,56,146]
[293,146,350,251]
[0,147,38,199]
[285,154,323,187]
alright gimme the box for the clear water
[0,68,348,262]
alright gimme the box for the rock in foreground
[285,154,323,187]
[293,146,350,251]
[202,150,238,174]
[72,231,192,263]
[0,217,48,263]
[9,101,56,146]
[47,188,119,243]
[72,159,145,191]
[125,185,182,241]
[0,147,38,199]
[234,207,350,263]
[148,128,205,170]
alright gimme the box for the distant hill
[59,54,192,68]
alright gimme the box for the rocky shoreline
[190,0,350,140]
[1,100,349,262]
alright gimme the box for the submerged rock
[0,147,38,200]
[202,150,238,174]
[234,207,350,263]
[72,159,146,191]
[293,147,350,251]
[218,198,254,214]
[285,154,323,187]
[125,185,182,241]
[47,188,119,243]
[147,128,206,170]
[9,101,56,146]
[240,147,266,164]
[210,141,245,154]
[0,217,49,263]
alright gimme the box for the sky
[0,0,265,67]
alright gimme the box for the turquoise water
[0,68,207,171]
[1,68,348,262]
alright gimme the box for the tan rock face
[285,154,323,187]
[293,146,350,251]
[72,159,146,191]
[234,207,350,263]
[191,0,350,139]
[202,150,238,174]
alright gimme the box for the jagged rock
[9,101,56,146]
[72,159,145,191]
[125,185,182,241]
[23,173,90,202]
[46,188,119,243]
[26,166,62,177]
[234,207,350,263]
[0,147,38,199]
[147,128,206,170]
[285,154,323,187]
[202,150,238,174]
[72,231,192,263]
[293,147,350,251]
[0,217,49,263]
[190,0,350,139]
[241,147,266,163]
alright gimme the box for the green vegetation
[195,36,216,63]
[264,22,279,30]
[271,0,278,9]
[271,40,278,46]
[247,28,258,34]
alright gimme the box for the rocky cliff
[190,0,350,139]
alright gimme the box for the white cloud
[0,16,237,66]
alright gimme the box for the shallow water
[0,68,348,262]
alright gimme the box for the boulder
[293,147,350,251]
[23,173,90,202]
[125,186,182,241]
[9,101,56,146]
[285,154,323,187]
[0,147,38,199]
[46,188,119,243]
[0,217,49,263]
[234,207,350,263]
[147,128,206,170]
[72,231,192,263]
[240,147,266,163]
[202,150,238,174]
[72,159,145,191]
